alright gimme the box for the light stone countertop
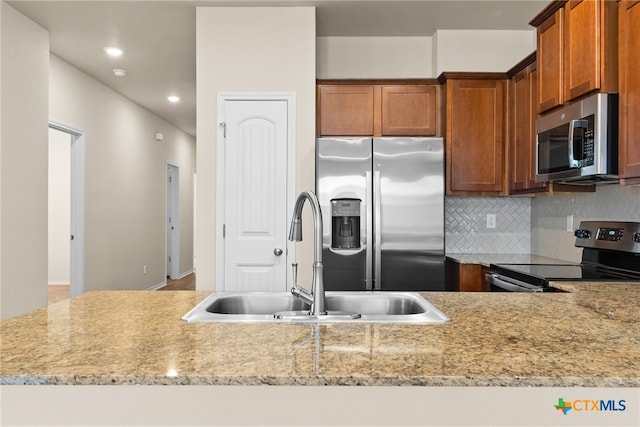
[1,284,638,387]
[446,253,574,267]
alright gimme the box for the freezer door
[373,138,445,291]
[316,138,372,291]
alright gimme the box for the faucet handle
[291,262,298,287]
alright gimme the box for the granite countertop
[446,253,573,267]
[1,284,639,387]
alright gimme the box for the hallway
[47,273,196,304]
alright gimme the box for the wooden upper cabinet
[531,0,618,113]
[316,81,440,137]
[317,85,374,136]
[564,0,618,101]
[510,68,533,192]
[440,74,506,196]
[618,0,640,183]
[564,0,600,100]
[380,85,437,136]
[507,54,546,194]
[536,8,564,113]
[528,66,545,190]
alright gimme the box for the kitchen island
[2,283,638,387]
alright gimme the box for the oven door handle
[486,274,544,292]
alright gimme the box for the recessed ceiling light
[112,69,128,77]
[167,95,181,103]
[104,46,123,57]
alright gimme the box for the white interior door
[221,98,289,291]
[166,163,180,279]
[49,121,86,298]
[48,128,71,287]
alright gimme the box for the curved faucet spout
[289,191,326,316]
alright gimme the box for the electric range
[487,221,640,292]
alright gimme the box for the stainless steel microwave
[535,93,618,184]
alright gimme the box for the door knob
[273,248,283,256]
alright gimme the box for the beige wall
[196,7,316,290]
[316,31,534,79]
[317,36,433,79]
[433,29,536,75]
[48,128,71,284]
[0,2,49,320]
[49,54,196,292]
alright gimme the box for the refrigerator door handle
[373,170,382,290]
[365,171,373,290]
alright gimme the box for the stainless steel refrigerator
[316,137,445,291]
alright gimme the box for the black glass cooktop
[490,263,640,288]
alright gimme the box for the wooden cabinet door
[444,259,488,292]
[380,85,437,136]
[564,0,601,101]
[527,66,546,190]
[534,0,617,110]
[446,79,505,195]
[619,0,640,181]
[510,65,546,193]
[317,85,374,136]
[537,9,564,113]
[510,68,531,192]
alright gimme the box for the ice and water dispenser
[330,199,361,249]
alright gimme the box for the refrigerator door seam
[365,171,373,290]
[373,170,382,290]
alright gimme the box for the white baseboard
[147,281,167,291]
[178,268,195,279]
[48,281,70,286]
[149,268,195,291]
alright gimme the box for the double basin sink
[181,291,450,324]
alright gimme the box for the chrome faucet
[289,190,326,316]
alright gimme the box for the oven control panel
[596,228,624,242]
[575,221,640,253]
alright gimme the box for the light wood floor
[158,273,196,291]
[48,285,70,304]
[47,273,196,305]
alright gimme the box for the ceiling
[8,1,546,137]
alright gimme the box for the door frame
[166,162,181,280]
[215,92,296,289]
[48,120,86,297]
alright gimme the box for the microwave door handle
[568,119,587,168]
[567,120,578,168]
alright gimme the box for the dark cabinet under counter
[445,257,490,292]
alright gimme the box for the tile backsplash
[445,185,640,260]
[445,196,532,254]
[531,184,640,262]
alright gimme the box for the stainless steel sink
[181,292,450,323]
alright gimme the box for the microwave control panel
[581,115,595,166]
